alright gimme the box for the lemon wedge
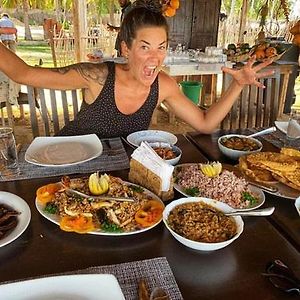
[200,162,222,177]
[88,172,110,195]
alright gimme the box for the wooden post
[72,0,87,62]
[48,30,57,67]
[238,0,248,43]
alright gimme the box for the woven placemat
[0,137,129,182]
[246,128,300,149]
[72,257,183,299]
[1,257,183,300]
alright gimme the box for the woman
[0,2,274,138]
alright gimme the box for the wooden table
[187,130,300,252]
[163,62,233,107]
[0,135,300,300]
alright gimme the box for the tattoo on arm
[51,63,108,86]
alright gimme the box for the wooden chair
[26,86,83,137]
[220,70,283,130]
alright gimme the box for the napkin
[129,142,174,200]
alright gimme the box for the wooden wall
[167,0,221,50]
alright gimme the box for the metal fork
[64,187,135,202]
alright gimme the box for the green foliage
[221,0,289,21]
[16,42,54,67]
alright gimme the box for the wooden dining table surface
[0,134,300,300]
[187,130,300,253]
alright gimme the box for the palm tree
[22,0,32,40]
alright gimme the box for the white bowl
[148,142,182,165]
[163,197,244,251]
[295,196,300,216]
[218,134,263,160]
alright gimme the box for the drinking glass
[286,109,300,140]
[0,127,20,178]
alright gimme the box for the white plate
[295,196,300,216]
[35,180,164,236]
[275,121,288,135]
[0,191,31,247]
[25,134,103,167]
[0,274,125,300]
[127,130,177,147]
[173,163,265,211]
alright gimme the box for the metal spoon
[247,126,276,138]
[225,206,275,217]
[64,187,135,202]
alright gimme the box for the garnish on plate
[184,187,200,196]
[200,161,222,177]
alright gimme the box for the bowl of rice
[218,134,262,160]
[163,197,244,251]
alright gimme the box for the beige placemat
[0,137,130,182]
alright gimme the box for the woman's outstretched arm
[160,56,274,133]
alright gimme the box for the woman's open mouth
[143,65,157,78]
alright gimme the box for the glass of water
[0,127,20,178]
[286,109,300,140]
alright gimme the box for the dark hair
[119,0,169,49]
[2,13,9,18]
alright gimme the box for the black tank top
[58,61,159,138]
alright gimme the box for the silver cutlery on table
[64,187,135,202]
[225,206,275,217]
[249,182,278,193]
[247,126,277,138]
[121,136,136,149]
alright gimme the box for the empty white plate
[25,134,103,167]
[127,130,177,147]
[0,274,125,300]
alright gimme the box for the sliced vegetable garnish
[135,200,164,227]
[44,202,58,214]
[36,183,62,204]
[101,221,123,233]
[242,192,257,205]
[60,215,95,234]
[184,187,200,196]
[129,185,144,193]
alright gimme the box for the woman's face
[125,26,167,87]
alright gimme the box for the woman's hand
[222,56,275,88]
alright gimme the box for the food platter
[126,130,177,147]
[25,134,103,167]
[35,176,164,236]
[238,150,300,200]
[0,191,31,248]
[0,274,125,300]
[173,163,265,211]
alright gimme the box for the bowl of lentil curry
[163,197,244,251]
[218,134,262,160]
